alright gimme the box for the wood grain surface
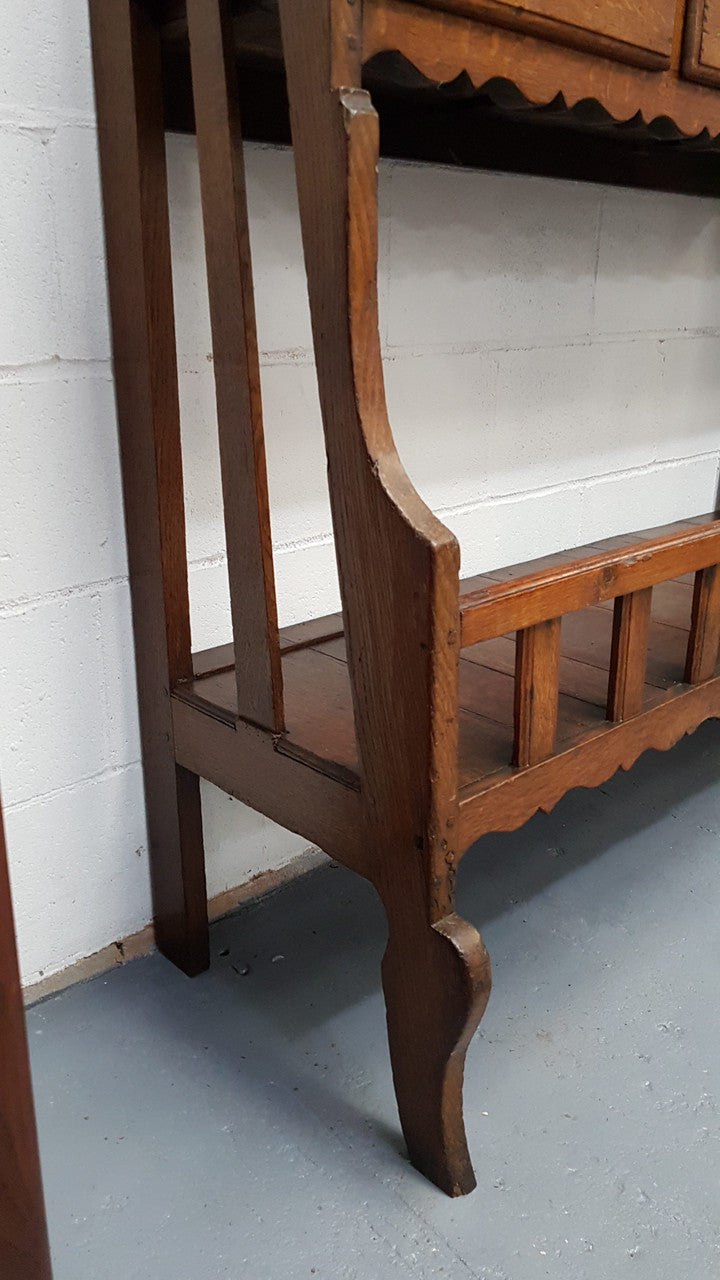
[187,0,285,731]
[90,0,209,976]
[92,0,720,1199]
[364,0,720,137]
[410,0,677,67]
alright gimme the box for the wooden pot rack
[89,0,720,1194]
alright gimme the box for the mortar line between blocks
[0,356,112,383]
[435,450,720,520]
[379,328,720,361]
[4,760,142,816]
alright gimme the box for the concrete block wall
[1,1,719,986]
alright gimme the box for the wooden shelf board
[157,4,720,197]
[178,534,717,819]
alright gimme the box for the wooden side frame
[278,0,491,1195]
[88,0,720,1202]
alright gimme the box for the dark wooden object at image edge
[0,794,53,1280]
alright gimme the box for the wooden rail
[460,517,720,646]
[462,519,720,770]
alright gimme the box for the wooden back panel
[410,0,677,67]
[363,0,720,137]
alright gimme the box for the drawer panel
[412,0,677,68]
[684,0,720,85]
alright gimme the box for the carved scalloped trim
[458,685,720,851]
[368,58,713,141]
[362,13,720,142]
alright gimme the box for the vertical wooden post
[0,795,53,1280]
[187,0,284,730]
[607,588,652,722]
[279,0,491,1197]
[513,617,561,767]
[685,565,720,684]
[89,0,208,975]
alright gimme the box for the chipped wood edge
[22,846,327,1006]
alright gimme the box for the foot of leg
[382,908,491,1195]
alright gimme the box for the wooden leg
[278,0,483,1190]
[380,888,491,1196]
[89,0,208,975]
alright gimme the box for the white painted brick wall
[1,1,719,985]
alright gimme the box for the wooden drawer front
[684,0,720,85]
[411,0,677,69]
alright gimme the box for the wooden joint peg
[513,617,561,768]
[606,588,652,722]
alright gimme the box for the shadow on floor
[30,719,720,1280]
[79,719,720,1138]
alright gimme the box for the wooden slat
[513,618,561,767]
[90,0,208,976]
[187,0,284,730]
[607,588,652,721]
[0,793,53,1280]
[685,564,720,683]
[460,518,720,646]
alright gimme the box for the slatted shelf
[177,515,720,822]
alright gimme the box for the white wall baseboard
[23,846,327,1006]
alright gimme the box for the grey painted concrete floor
[29,721,720,1280]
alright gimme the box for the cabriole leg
[379,882,491,1195]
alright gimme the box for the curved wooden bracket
[381,897,491,1194]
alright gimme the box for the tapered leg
[90,0,208,975]
[381,891,491,1195]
